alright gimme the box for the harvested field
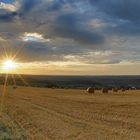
[0,86,140,140]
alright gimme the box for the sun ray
[2,45,8,59]
[0,74,8,113]
[12,43,25,60]
[11,74,16,87]
[16,73,30,86]
[0,39,29,115]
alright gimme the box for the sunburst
[0,44,29,113]
[3,59,17,71]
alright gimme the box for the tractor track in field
[6,93,140,134]
[6,94,91,129]
[6,93,140,132]
[3,94,93,140]
[4,110,51,140]
[0,88,140,140]
[2,111,32,140]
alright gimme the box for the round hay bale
[102,88,109,93]
[113,88,118,92]
[122,88,126,92]
[87,87,95,94]
[13,86,17,89]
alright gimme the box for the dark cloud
[50,13,104,45]
[47,0,64,11]
[19,0,39,12]
[90,0,140,24]
[0,11,17,21]
[0,0,139,65]
[89,0,140,38]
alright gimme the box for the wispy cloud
[21,32,51,42]
[0,1,19,11]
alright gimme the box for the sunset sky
[0,0,140,75]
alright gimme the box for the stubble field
[0,86,140,140]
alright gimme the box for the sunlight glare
[3,60,17,71]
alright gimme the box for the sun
[3,59,17,71]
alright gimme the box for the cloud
[0,2,18,11]
[0,0,139,68]
[0,11,18,22]
[0,36,5,42]
[90,0,140,24]
[89,0,140,38]
[50,13,105,45]
[21,32,51,42]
